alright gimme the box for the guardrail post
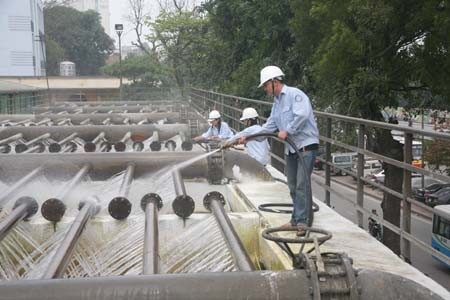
[325,117,332,206]
[356,124,365,228]
[402,133,413,263]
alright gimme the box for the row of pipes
[0,162,254,279]
[0,131,193,153]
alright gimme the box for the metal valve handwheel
[262,226,332,244]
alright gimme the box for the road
[311,171,450,291]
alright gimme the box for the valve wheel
[262,226,332,244]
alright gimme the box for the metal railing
[188,87,450,266]
[0,92,47,114]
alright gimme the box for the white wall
[0,0,45,76]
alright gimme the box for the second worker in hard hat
[193,110,234,142]
[224,107,270,166]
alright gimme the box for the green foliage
[44,6,114,75]
[44,37,66,75]
[101,54,173,86]
[424,139,450,174]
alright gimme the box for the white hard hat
[208,110,221,120]
[240,107,259,121]
[258,65,284,88]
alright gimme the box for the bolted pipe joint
[13,196,39,221]
[114,141,127,152]
[150,141,161,151]
[0,144,11,154]
[132,141,144,152]
[48,143,61,153]
[165,140,176,151]
[181,141,193,151]
[15,144,28,153]
[172,195,195,219]
[203,191,226,211]
[41,198,67,222]
[140,193,163,212]
[108,196,132,220]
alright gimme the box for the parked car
[331,152,356,176]
[425,187,450,207]
[412,177,440,194]
[417,182,450,202]
[370,169,385,184]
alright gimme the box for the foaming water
[160,216,237,273]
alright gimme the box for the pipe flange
[48,143,61,153]
[140,193,163,212]
[84,142,96,152]
[150,141,161,151]
[0,144,11,154]
[172,195,195,219]
[181,141,193,151]
[41,198,67,222]
[203,191,225,211]
[15,144,28,153]
[165,140,176,150]
[114,142,127,152]
[13,196,38,221]
[108,196,132,220]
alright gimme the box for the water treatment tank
[59,61,76,76]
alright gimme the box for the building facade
[68,0,110,36]
[0,0,46,76]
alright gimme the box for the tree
[424,140,450,175]
[126,0,151,55]
[101,54,173,86]
[44,6,114,75]
[288,0,450,255]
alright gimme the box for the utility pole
[115,24,123,101]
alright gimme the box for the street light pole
[115,24,123,101]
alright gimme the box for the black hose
[245,132,314,226]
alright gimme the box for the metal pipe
[35,118,53,126]
[79,118,91,125]
[149,131,161,151]
[15,132,51,153]
[108,163,134,220]
[203,191,255,271]
[42,196,100,279]
[171,169,195,219]
[180,131,193,151]
[56,118,71,126]
[49,133,78,153]
[0,166,43,207]
[22,142,46,153]
[132,141,144,152]
[0,271,318,300]
[84,131,106,152]
[0,133,23,145]
[114,131,132,152]
[102,118,111,125]
[0,144,11,153]
[0,197,38,242]
[140,193,162,275]
[165,140,176,151]
[41,164,91,222]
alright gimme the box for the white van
[331,152,356,175]
[352,159,382,180]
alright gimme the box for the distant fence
[0,91,46,114]
[188,86,450,266]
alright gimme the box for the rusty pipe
[41,164,91,222]
[203,191,255,271]
[140,193,162,274]
[108,163,134,220]
[171,169,195,219]
[42,196,100,279]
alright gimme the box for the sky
[108,0,202,48]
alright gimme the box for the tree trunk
[372,129,403,255]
